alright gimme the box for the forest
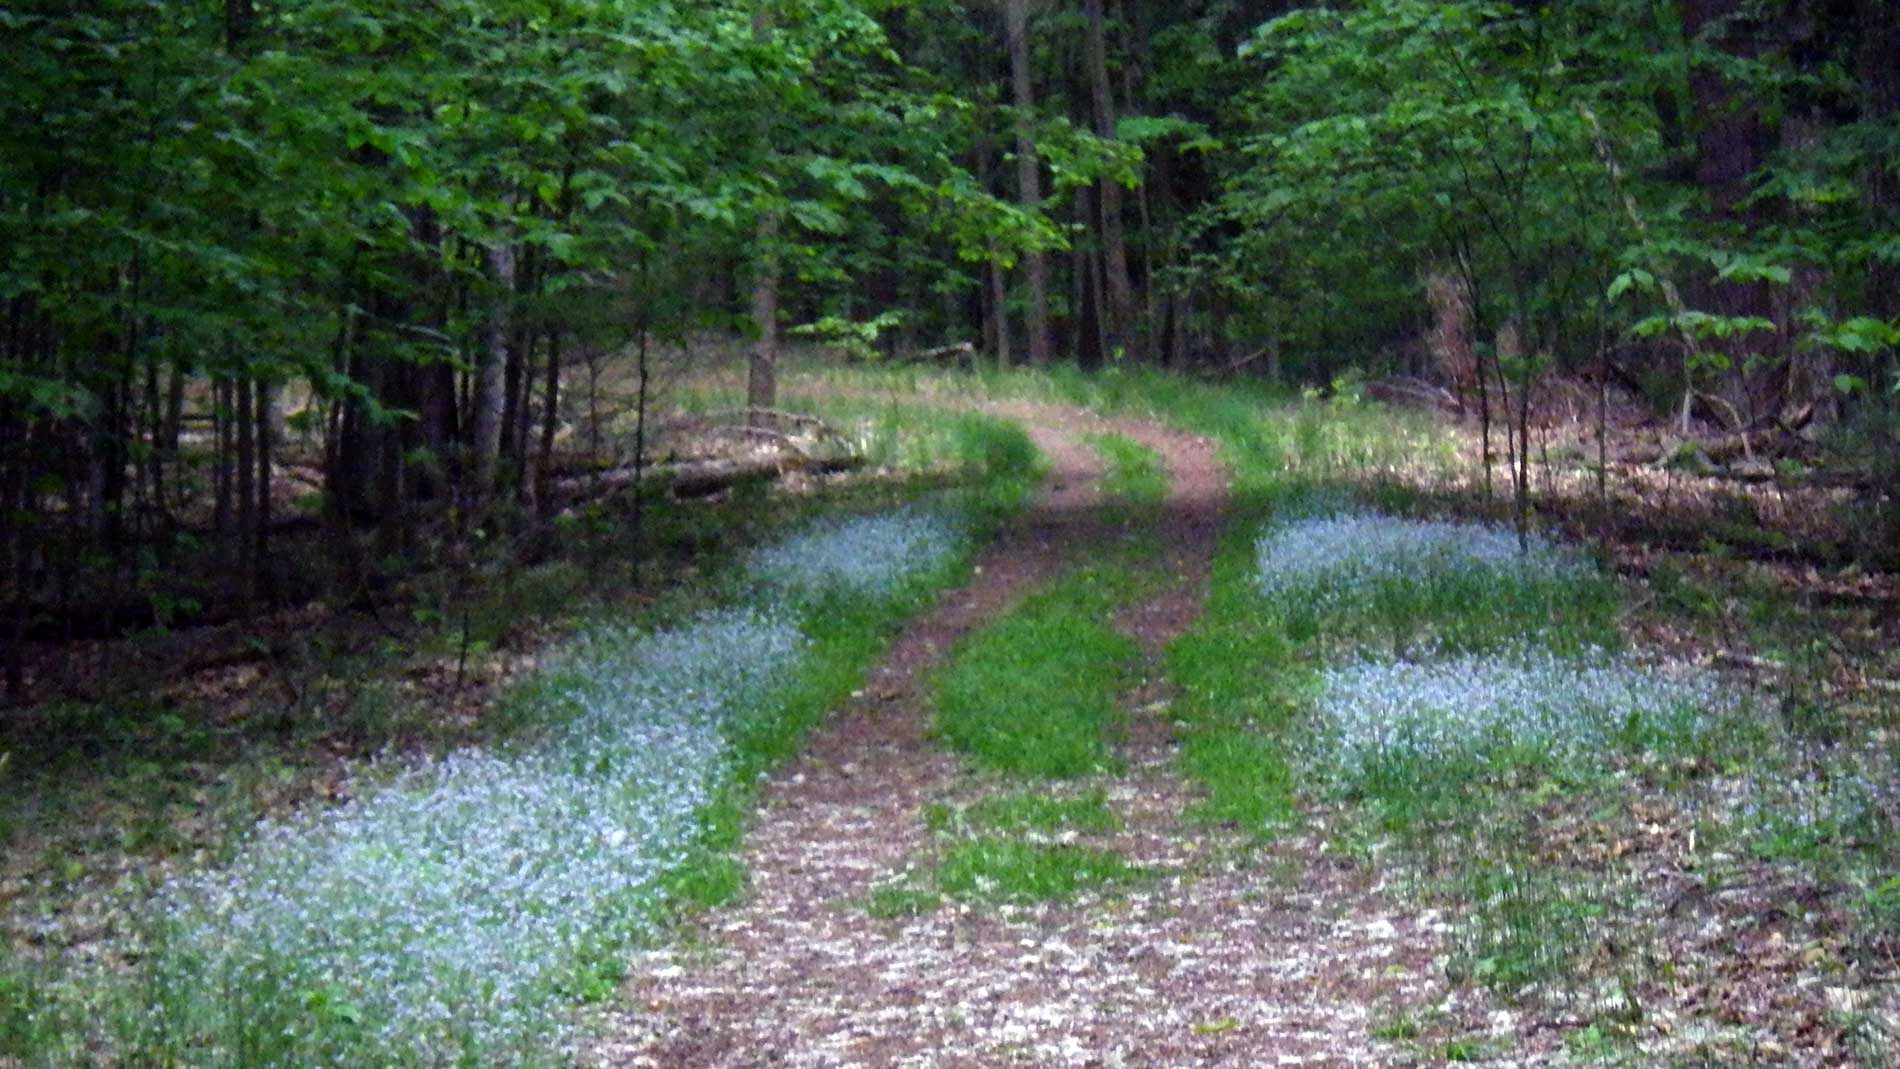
[2,1,1897,1067]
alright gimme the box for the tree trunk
[472,243,513,512]
[254,378,275,602]
[1858,0,1900,325]
[214,378,232,538]
[1162,294,1179,369]
[235,376,256,598]
[134,356,157,534]
[511,329,536,499]
[162,359,185,457]
[1084,192,1109,367]
[4,422,26,703]
[976,136,1012,368]
[1084,0,1138,362]
[748,214,781,413]
[631,314,653,537]
[1680,0,1778,415]
[748,6,783,409]
[536,326,562,519]
[1005,0,1053,365]
[987,255,1012,369]
[225,0,254,51]
[97,368,129,549]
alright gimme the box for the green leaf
[1713,257,1792,285]
[1631,314,1672,339]
[787,199,846,235]
[1116,114,1222,153]
[1606,269,1655,303]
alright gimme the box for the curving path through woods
[585,405,1500,1069]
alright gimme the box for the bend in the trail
[585,405,1506,1069]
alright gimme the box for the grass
[922,788,1119,836]
[1445,858,1618,992]
[675,382,1046,500]
[821,362,1442,836]
[1087,431,1169,557]
[863,886,945,919]
[1164,492,1308,834]
[1085,432,1169,508]
[867,836,1150,915]
[935,837,1149,902]
[931,567,1144,779]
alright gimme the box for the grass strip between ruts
[931,566,1144,780]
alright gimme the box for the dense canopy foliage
[3,0,1896,677]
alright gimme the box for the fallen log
[685,407,836,432]
[548,451,864,505]
[668,453,863,497]
[665,408,858,456]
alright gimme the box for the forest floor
[578,373,1898,1069]
[582,403,1515,1068]
[4,364,1894,1068]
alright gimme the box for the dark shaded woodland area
[2,0,1896,694]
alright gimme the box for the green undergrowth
[1086,431,1169,558]
[0,410,1042,1069]
[675,386,1046,492]
[1086,432,1169,508]
[931,567,1144,779]
[1164,485,1310,835]
[798,361,1454,490]
[923,788,1119,836]
[935,837,1149,902]
[866,836,1149,917]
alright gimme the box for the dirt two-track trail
[585,404,1506,1069]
